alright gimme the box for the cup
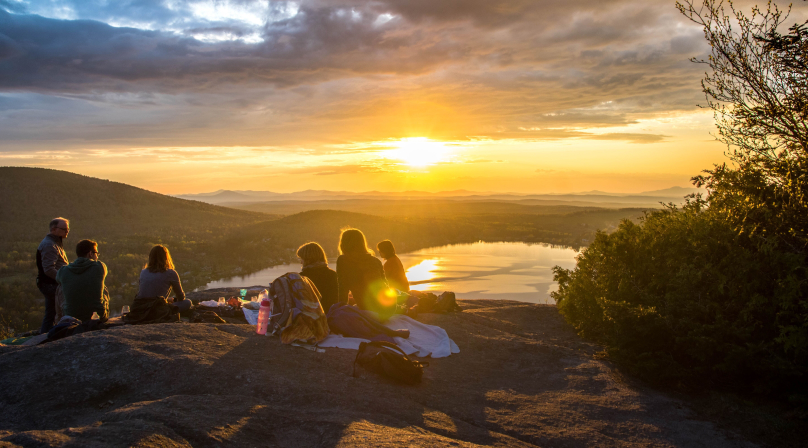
[121,305,130,314]
[218,297,226,306]
[240,289,247,298]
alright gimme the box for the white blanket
[243,308,258,326]
[317,315,459,358]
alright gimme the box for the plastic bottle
[256,299,272,335]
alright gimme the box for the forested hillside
[0,167,284,334]
[0,168,643,336]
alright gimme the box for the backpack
[352,341,429,385]
[434,292,462,313]
[268,273,325,336]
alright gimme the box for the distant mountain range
[175,186,705,207]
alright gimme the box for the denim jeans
[37,280,58,333]
[173,299,193,313]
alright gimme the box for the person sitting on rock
[136,245,192,313]
[336,228,396,319]
[297,242,338,314]
[376,240,410,293]
[57,239,109,322]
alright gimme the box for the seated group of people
[37,218,412,333]
[36,217,192,333]
[298,228,412,319]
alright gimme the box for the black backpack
[352,341,429,385]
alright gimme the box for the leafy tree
[553,1,808,398]
[678,0,808,251]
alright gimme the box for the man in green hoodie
[57,239,109,322]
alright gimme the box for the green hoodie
[56,257,108,321]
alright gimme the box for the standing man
[37,217,69,333]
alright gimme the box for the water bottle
[256,299,272,335]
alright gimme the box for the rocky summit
[0,300,753,447]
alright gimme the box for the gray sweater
[136,268,185,300]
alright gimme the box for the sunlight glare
[386,138,450,167]
[406,259,440,283]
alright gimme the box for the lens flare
[378,288,397,307]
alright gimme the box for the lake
[204,241,580,304]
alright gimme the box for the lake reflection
[204,241,579,304]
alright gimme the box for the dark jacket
[56,257,108,321]
[336,253,391,314]
[36,234,68,285]
[301,263,338,314]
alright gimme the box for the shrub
[553,199,808,397]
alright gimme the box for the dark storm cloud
[0,0,701,92]
[1,0,774,147]
[0,3,460,91]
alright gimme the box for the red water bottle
[256,299,272,335]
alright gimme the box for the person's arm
[337,257,349,304]
[169,270,185,301]
[42,244,61,280]
[94,263,109,319]
[100,286,110,319]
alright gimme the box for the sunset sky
[2,0,805,195]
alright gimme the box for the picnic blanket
[326,302,409,344]
[319,314,459,358]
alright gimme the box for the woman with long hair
[336,228,396,317]
[297,242,338,313]
[136,245,192,312]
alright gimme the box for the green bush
[552,199,808,397]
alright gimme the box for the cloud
[0,0,754,150]
[584,132,669,144]
[0,1,26,14]
[285,164,386,176]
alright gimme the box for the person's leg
[38,282,57,334]
[173,299,193,313]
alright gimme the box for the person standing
[57,239,109,322]
[36,217,70,333]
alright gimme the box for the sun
[386,137,449,167]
